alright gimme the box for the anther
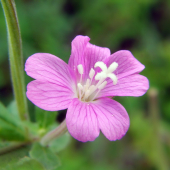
[77,64,84,74]
[89,68,95,79]
[84,79,90,91]
[77,83,83,90]
[86,79,90,85]
[77,83,83,99]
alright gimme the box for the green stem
[40,120,68,146]
[0,142,30,155]
[1,0,29,121]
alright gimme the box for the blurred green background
[0,0,170,169]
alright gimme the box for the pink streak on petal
[66,98,100,142]
[25,53,75,88]
[108,50,145,78]
[91,98,130,141]
[26,80,74,111]
[99,74,149,97]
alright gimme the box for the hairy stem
[1,0,29,121]
[40,120,68,146]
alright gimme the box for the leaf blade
[29,143,60,170]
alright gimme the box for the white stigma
[108,74,117,85]
[95,61,118,85]
[77,61,118,101]
[94,62,107,72]
[107,62,118,73]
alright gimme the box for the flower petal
[66,98,100,142]
[99,74,149,97]
[26,80,74,111]
[66,98,129,142]
[92,98,130,141]
[83,43,111,80]
[25,53,74,87]
[68,35,90,69]
[68,35,111,83]
[108,50,145,78]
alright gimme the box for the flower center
[76,61,118,102]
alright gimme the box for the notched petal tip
[71,35,90,44]
[66,99,100,142]
[66,98,130,142]
[92,98,130,141]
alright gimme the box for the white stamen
[98,81,107,90]
[84,79,90,91]
[77,83,83,90]
[85,79,90,86]
[84,90,90,100]
[94,61,107,72]
[86,85,96,98]
[76,61,118,102]
[91,81,107,101]
[108,74,118,85]
[77,83,83,99]
[89,68,95,79]
[89,85,95,91]
[77,64,84,74]
[107,62,118,73]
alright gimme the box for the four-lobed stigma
[77,61,118,102]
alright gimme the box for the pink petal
[68,35,90,69]
[66,98,129,142]
[92,98,130,141]
[99,74,149,97]
[108,50,145,78]
[25,53,74,87]
[68,35,110,83]
[83,43,111,81]
[26,80,74,111]
[66,98,100,142]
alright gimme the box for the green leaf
[0,102,26,141]
[7,100,20,120]
[35,106,57,129]
[0,102,20,127]
[0,145,31,169]
[23,121,39,137]
[1,157,45,170]
[16,157,45,170]
[49,132,70,153]
[29,143,60,170]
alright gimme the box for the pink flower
[25,35,149,142]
